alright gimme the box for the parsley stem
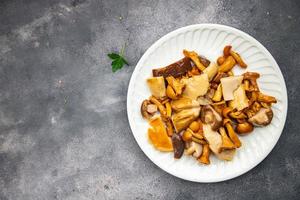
[120,43,126,57]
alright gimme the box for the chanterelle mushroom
[243,72,260,92]
[200,105,222,131]
[248,108,273,126]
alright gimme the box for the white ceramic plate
[127,24,287,182]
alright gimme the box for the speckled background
[0,0,299,199]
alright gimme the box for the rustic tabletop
[0,0,299,199]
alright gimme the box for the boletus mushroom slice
[248,108,273,126]
[152,57,192,78]
[141,100,157,120]
[200,105,222,131]
[171,133,185,159]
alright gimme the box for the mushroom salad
[140,45,277,165]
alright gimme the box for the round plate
[127,24,288,182]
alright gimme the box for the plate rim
[127,23,288,182]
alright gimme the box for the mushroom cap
[248,108,273,126]
[200,105,222,131]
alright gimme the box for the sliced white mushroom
[229,85,249,111]
[182,74,209,100]
[220,76,243,101]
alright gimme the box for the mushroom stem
[149,96,167,117]
[225,122,242,148]
[218,56,236,72]
[165,118,174,137]
[212,84,223,102]
[222,107,232,118]
[243,72,260,91]
[183,50,206,71]
[165,102,172,117]
[219,127,236,152]
[258,92,277,104]
[192,137,207,144]
[198,144,210,164]
[230,50,247,68]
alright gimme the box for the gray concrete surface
[0,0,299,199]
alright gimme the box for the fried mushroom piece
[203,62,218,81]
[257,92,277,104]
[153,57,192,78]
[200,105,223,131]
[172,133,185,159]
[183,50,206,71]
[236,122,254,134]
[166,76,185,95]
[224,119,242,148]
[171,97,200,112]
[230,50,247,68]
[171,107,200,133]
[203,124,236,161]
[186,141,203,158]
[198,144,210,164]
[243,72,260,92]
[149,96,167,117]
[199,56,211,67]
[147,76,166,99]
[218,56,236,72]
[219,127,235,152]
[248,108,273,126]
[141,100,157,120]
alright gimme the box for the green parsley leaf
[108,44,129,72]
[107,53,120,59]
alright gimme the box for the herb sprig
[108,44,129,72]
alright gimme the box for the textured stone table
[0,0,299,199]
